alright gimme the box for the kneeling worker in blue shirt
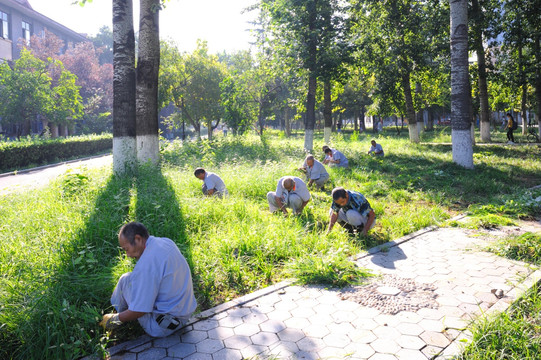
[327,187,376,236]
[100,222,197,337]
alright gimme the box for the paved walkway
[0,154,112,195]
[101,222,541,360]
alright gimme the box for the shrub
[0,134,112,172]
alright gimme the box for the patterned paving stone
[181,330,208,344]
[420,331,451,347]
[239,344,267,359]
[370,338,401,354]
[303,324,330,338]
[297,337,326,352]
[251,331,279,346]
[344,342,376,358]
[137,348,167,360]
[277,328,305,342]
[223,335,252,350]
[259,319,287,333]
[192,319,219,331]
[322,333,351,348]
[396,335,426,350]
[195,338,224,354]
[182,353,213,360]
[212,348,243,360]
[167,343,196,358]
[348,329,377,343]
[233,323,260,337]
[396,348,429,360]
[207,326,235,340]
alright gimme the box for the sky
[31,0,258,54]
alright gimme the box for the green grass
[1,129,540,359]
[488,232,541,265]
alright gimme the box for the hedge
[0,134,112,173]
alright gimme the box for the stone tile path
[100,224,541,360]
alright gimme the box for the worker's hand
[99,313,122,330]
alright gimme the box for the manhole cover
[340,274,439,314]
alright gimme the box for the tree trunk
[285,107,291,137]
[519,45,528,136]
[427,107,434,131]
[323,78,332,144]
[112,0,136,174]
[304,5,317,152]
[402,71,419,143]
[136,0,160,165]
[50,123,59,138]
[360,110,366,132]
[304,73,316,151]
[450,0,474,168]
[471,0,491,142]
[534,33,541,138]
[415,82,424,136]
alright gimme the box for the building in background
[0,0,87,62]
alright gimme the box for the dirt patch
[340,274,438,315]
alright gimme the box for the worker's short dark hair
[324,148,332,154]
[119,222,149,245]
[194,168,206,177]
[332,187,347,201]
[322,145,330,152]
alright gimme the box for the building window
[22,21,31,44]
[0,11,9,39]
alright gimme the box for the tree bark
[136,0,160,165]
[519,44,528,136]
[323,78,332,144]
[304,73,316,151]
[534,33,541,138]
[112,0,136,174]
[427,107,434,131]
[415,82,424,136]
[471,0,491,142]
[450,0,474,168]
[402,71,419,143]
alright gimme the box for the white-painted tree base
[480,122,491,142]
[324,127,331,144]
[136,134,160,165]
[408,124,420,143]
[113,136,137,174]
[452,129,474,169]
[304,129,314,152]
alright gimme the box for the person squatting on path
[194,167,228,198]
[327,187,376,236]
[368,140,384,157]
[322,145,349,168]
[267,176,311,215]
[100,222,197,337]
[298,155,330,190]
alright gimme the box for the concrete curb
[0,153,111,178]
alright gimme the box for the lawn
[0,128,540,359]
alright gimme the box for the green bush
[0,134,112,172]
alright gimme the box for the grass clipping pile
[340,274,438,315]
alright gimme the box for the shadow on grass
[10,165,194,360]
[11,173,133,360]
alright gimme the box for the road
[0,154,112,196]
